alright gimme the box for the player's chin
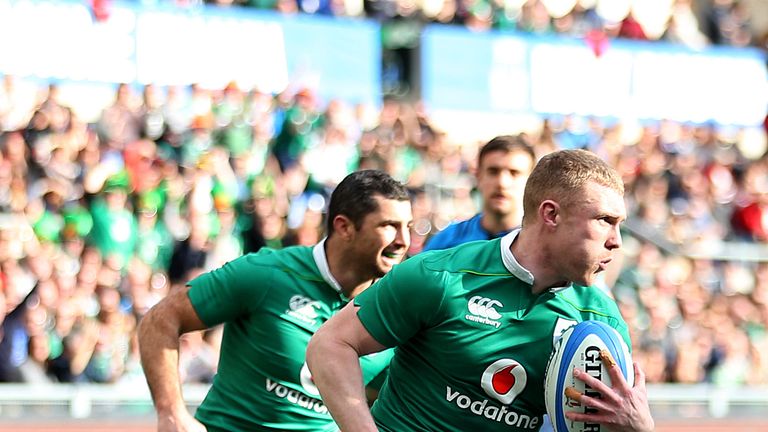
[488,198,511,212]
[374,263,391,278]
[378,254,402,273]
[575,269,600,286]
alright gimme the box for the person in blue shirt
[424,135,536,251]
[423,134,557,432]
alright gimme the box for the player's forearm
[138,309,187,415]
[306,337,378,431]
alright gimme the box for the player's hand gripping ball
[544,320,634,432]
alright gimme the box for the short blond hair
[522,149,624,224]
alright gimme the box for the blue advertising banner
[421,25,768,127]
[0,0,381,105]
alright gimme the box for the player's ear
[332,215,355,241]
[540,200,559,227]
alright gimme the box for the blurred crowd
[1,68,768,389]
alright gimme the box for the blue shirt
[423,214,514,252]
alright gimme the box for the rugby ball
[544,320,633,432]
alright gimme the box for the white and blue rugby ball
[544,320,633,432]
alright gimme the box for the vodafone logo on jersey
[444,358,538,429]
[481,359,527,404]
[300,362,320,396]
[264,363,327,415]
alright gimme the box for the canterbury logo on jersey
[465,296,503,328]
[286,295,321,324]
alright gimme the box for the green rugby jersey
[355,231,630,432]
[188,241,393,431]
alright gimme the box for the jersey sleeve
[187,254,273,327]
[601,300,632,352]
[354,256,447,347]
[561,285,633,352]
[588,289,631,350]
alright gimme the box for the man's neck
[510,228,568,294]
[324,237,375,299]
[481,209,522,236]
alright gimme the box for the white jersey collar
[312,238,348,301]
[500,229,572,293]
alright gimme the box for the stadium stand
[1,0,767,428]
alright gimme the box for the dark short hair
[478,135,535,168]
[327,170,410,235]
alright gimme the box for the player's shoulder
[556,285,625,323]
[241,245,316,273]
[417,237,506,275]
[560,284,616,304]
